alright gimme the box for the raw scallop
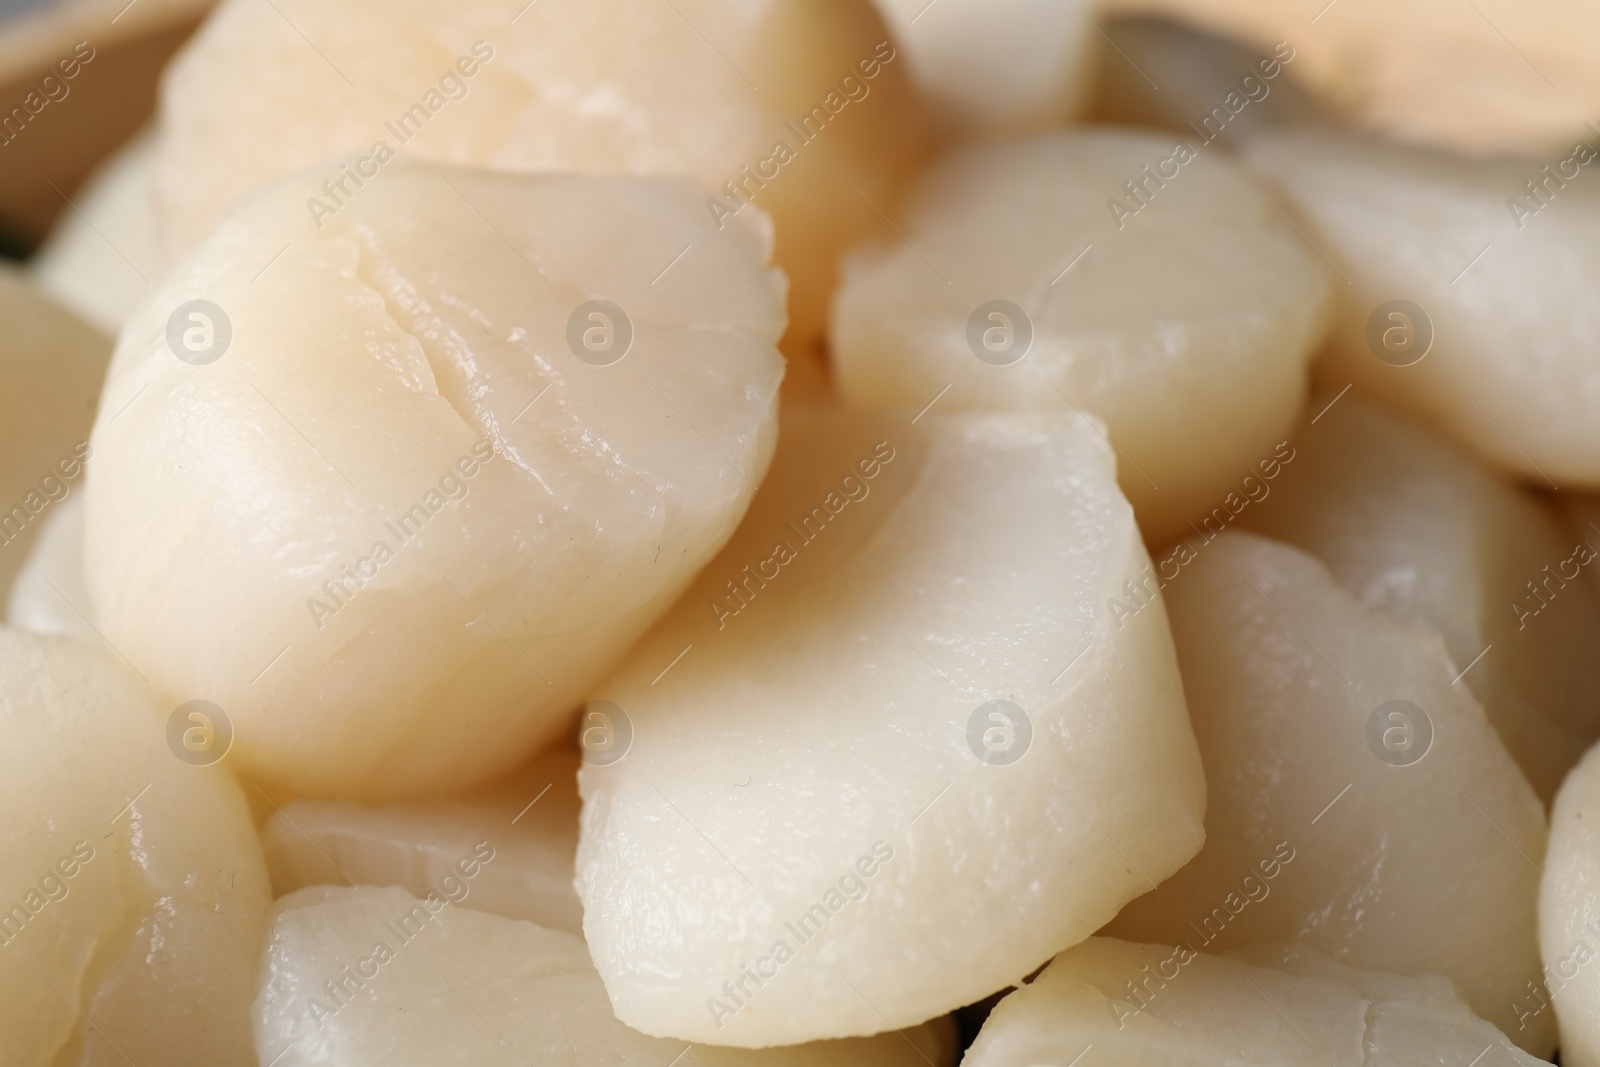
[0,628,270,1066]
[155,0,930,350]
[1243,392,1600,803]
[1243,127,1600,488]
[84,163,785,799]
[830,128,1330,545]
[263,746,583,933]
[1109,531,1550,1053]
[254,886,957,1066]
[964,937,1546,1066]
[576,407,1205,1046]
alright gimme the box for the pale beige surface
[830,128,1330,546]
[1243,393,1600,804]
[1542,740,1600,1066]
[1096,0,1600,155]
[577,408,1205,1046]
[868,0,1096,137]
[0,264,107,604]
[1109,531,1550,1053]
[84,163,785,800]
[31,126,161,336]
[155,0,930,350]
[1243,127,1600,489]
[5,492,98,646]
[263,747,583,933]
[964,938,1546,1066]
[0,628,269,1067]
[253,886,959,1067]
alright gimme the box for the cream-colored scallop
[263,746,582,933]
[1542,740,1600,1066]
[0,265,106,604]
[1108,531,1550,1053]
[155,0,929,351]
[868,0,1096,137]
[576,407,1205,1047]
[31,126,160,337]
[964,938,1546,1066]
[1096,0,1600,155]
[1242,127,1600,488]
[84,163,785,800]
[829,128,1331,546]
[5,493,100,647]
[0,628,270,1066]
[254,886,958,1067]
[1242,393,1600,804]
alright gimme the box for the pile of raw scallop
[10,0,1600,1063]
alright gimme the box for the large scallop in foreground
[576,407,1205,1046]
[85,162,786,799]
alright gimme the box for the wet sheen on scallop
[576,407,1205,1046]
[830,128,1331,545]
[0,629,270,1066]
[84,163,785,799]
[1108,531,1550,1054]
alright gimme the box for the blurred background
[3,0,1589,264]
[0,0,208,256]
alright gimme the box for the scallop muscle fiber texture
[155,0,931,351]
[85,163,785,799]
[576,407,1205,1046]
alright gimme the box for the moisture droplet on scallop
[575,407,1205,1046]
[868,0,1095,137]
[1242,392,1600,803]
[0,629,270,1066]
[829,128,1331,546]
[0,265,106,602]
[254,885,958,1067]
[1541,741,1600,1066]
[264,746,583,933]
[1107,531,1550,1054]
[84,162,785,800]
[1242,127,1600,488]
[31,126,160,336]
[155,0,930,350]
[963,937,1547,1066]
